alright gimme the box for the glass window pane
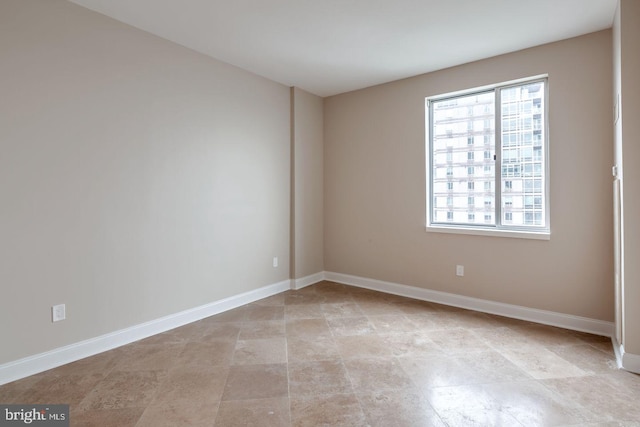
[499,81,546,228]
[431,91,495,225]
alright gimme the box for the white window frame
[425,75,550,240]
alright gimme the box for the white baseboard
[612,338,640,374]
[324,271,614,337]
[0,279,291,386]
[292,272,326,290]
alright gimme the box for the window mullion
[494,88,502,227]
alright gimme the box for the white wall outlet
[273,256,278,268]
[52,304,66,322]
[456,265,464,277]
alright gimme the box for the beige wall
[614,0,640,356]
[291,88,324,279]
[0,0,290,364]
[324,31,614,321]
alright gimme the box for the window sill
[426,224,550,240]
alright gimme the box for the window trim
[425,75,550,239]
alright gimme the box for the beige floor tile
[114,343,185,372]
[252,293,286,306]
[285,318,332,337]
[543,375,640,421]
[135,329,189,345]
[17,372,105,406]
[483,380,596,426]
[284,293,327,305]
[290,393,367,427]
[425,384,523,427]
[546,343,619,374]
[2,281,637,426]
[326,316,376,336]
[425,328,493,354]
[343,357,413,392]
[215,397,289,426]
[0,374,44,403]
[399,354,483,389]
[238,320,285,339]
[177,340,236,368]
[334,335,395,359]
[285,304,324,319]
[452,350,532,383]
[509,323,586,347]
[471,325,538,350]
[78,370,167,410]
[52,348,121,377]
[222,364,288,401]
[405,313,442,331]
[149,366,228,406]
[232,338,287,365]
[199,322,242,341]
[245,305,285,321]
[589,339,617,354]
[400,350,529,390]
[500,345,588,379]
[288,360,353,396]
[367,314,418,334]
[72,407,145,427]
[137,402,218,427]
[391,299,442,315]
[358,389,446,427]
[321,302,364,318]
[381,332,441,358]
[357,300,403,315]
[204,307,248,323]
[287,336,341,362]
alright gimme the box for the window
[427,77,549,236]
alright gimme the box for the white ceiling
[69,0,618,97]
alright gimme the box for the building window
[447,211,454,221]
[447,182,453,190]
[427,77,549,234]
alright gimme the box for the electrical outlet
[456,265,464,277]
[273,256,278,268]
[52,304,66,322]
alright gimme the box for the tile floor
[1,281,639,426]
